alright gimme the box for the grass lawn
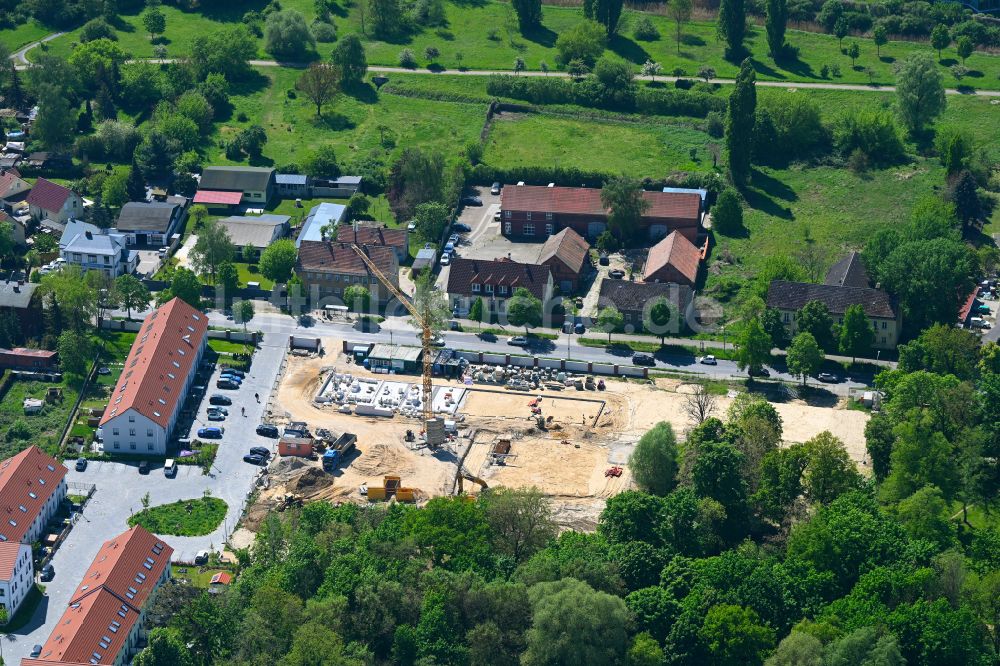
[32,1,1000,88]
[211,66,485,170]
[233,262,274,290]
[127,496,228,536]
[0,378,79,459]
[2,585,45,632]
[483,111,714,177]
[207,338,253,354]
[0,20,50,50]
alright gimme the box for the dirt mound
[352,443,414,476]
[291,467,332,494]
[273,457,309,480]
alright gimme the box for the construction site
[240,336,873,532]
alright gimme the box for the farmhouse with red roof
[22,526,173,666]
[97,297,208,456]
[500,184,702,242]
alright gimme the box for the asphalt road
[200,310,871,396]
[3,335,286,665]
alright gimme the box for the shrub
[705,111,725,138]
[312,20,337,42]
[555,20,607,66]
[833,108,905,166]
[80,18,116,42]
[265,10,316,59]
[399,48,417,68]
[633,16,660,41]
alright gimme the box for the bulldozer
[276,493,303,512]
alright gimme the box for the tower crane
[350,244,437,435]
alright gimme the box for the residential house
[500,184,702,241]
[296,241,399,308]
[0,348,57,370]
[446,257,554,318]
[0,280,41,339]
[194,166,276,208]
[0,211,25,246]
[0,171,31,213]
[597,280,693,335]
[311,176,362,198]
[97,298,209,456]
[824,251,872,288]
[297,202,346,248]
[26,179,82,225]
[766,280,901,350]
[216,214,290,257]
[642,231,702,288]
[336,223,409,263]
[114,201,186,247]
[537,227,590,294]
[0,446,67,619]
[22,526,173,666]
[275,173,310,199]
[59,223,136,278]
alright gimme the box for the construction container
[278,436,315,458]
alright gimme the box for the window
[504,210,512,218]
[146,430,153,437]
[129,415,135,423]
[504,222,512,235]
[545,223,553,235]
[129,443,136,450]
[882,321,887,329]
[526,212,532,220]
[471,283,481,293]
[524,224,535,235]
[112,428,119,436]
[783,312,790,323]
[625,313,632,322]
[147,444,153,451]
[485,284,494,294]
[881,337,887,344]
[545,212,553,221]
[129,429,135,437]
[498,285,508,295]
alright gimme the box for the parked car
[748,367,771,378]
[209,394,232,406]
[74,457,87,471]
[256,423,279,438]
[491,182,501,195]
[97,366,111,375]
[206,410,226,421]
[453,222,471,233]
[197,427,224,439]
[462,195,483,206]
[608,269,625,279]
[194,550,209,565]
[440,252,451,266]
[632,353,656,366]
[243,453,265,465]
[207,406,228,416]
[415,332,445,347]
[30,645,42,658]
[221,367,245,378]
[817,372,838,383]
[598,254,610,266]
[448,233,460,245]
[216,379,240,390]
[493,210,501,222]
[138,460,150,474]
[699,355,717,365]
[219,373,242,383]
[575,322,586,334]
[507,336,529,346]
[406,221,416,231]
[40,563,54,581]
[249,446,271,458]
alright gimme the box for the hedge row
[485,75,726,118]
[467,163,726,195]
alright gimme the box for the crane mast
[350,244,435,427]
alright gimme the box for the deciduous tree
[332,35,368,86]
[115,274,150,320]
[191,219,235,283]
[787,332,824,384]
[895,52,946,135]
[600,176,649,242]
[734,317,772,376]
[507,287,543,336]
[597,305,624,342]
[296,63,340,118]
[667,0,692,54]
[259,239,298,284]
[631,422,680,495]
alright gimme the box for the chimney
[12,286,18,293]
[85,231,92,240]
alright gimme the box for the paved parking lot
[4,336,287,664]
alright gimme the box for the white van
[164,459,177,477]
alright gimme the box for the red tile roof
[193,190,243,205]
[0,541,25,579]
[335,224,408,251]
[0,171,29,199]
[643,231,701,285]
[538,227,590,275]
[296,241,398,277]
[501,185,701,222]
[446,257,551,301]
[27,527,174,665]
[0,445,66,544]
[25,178,72,214]
[99,298,208,430]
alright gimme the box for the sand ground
[258,337,871,530]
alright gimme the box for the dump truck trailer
[322,433,357,471]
